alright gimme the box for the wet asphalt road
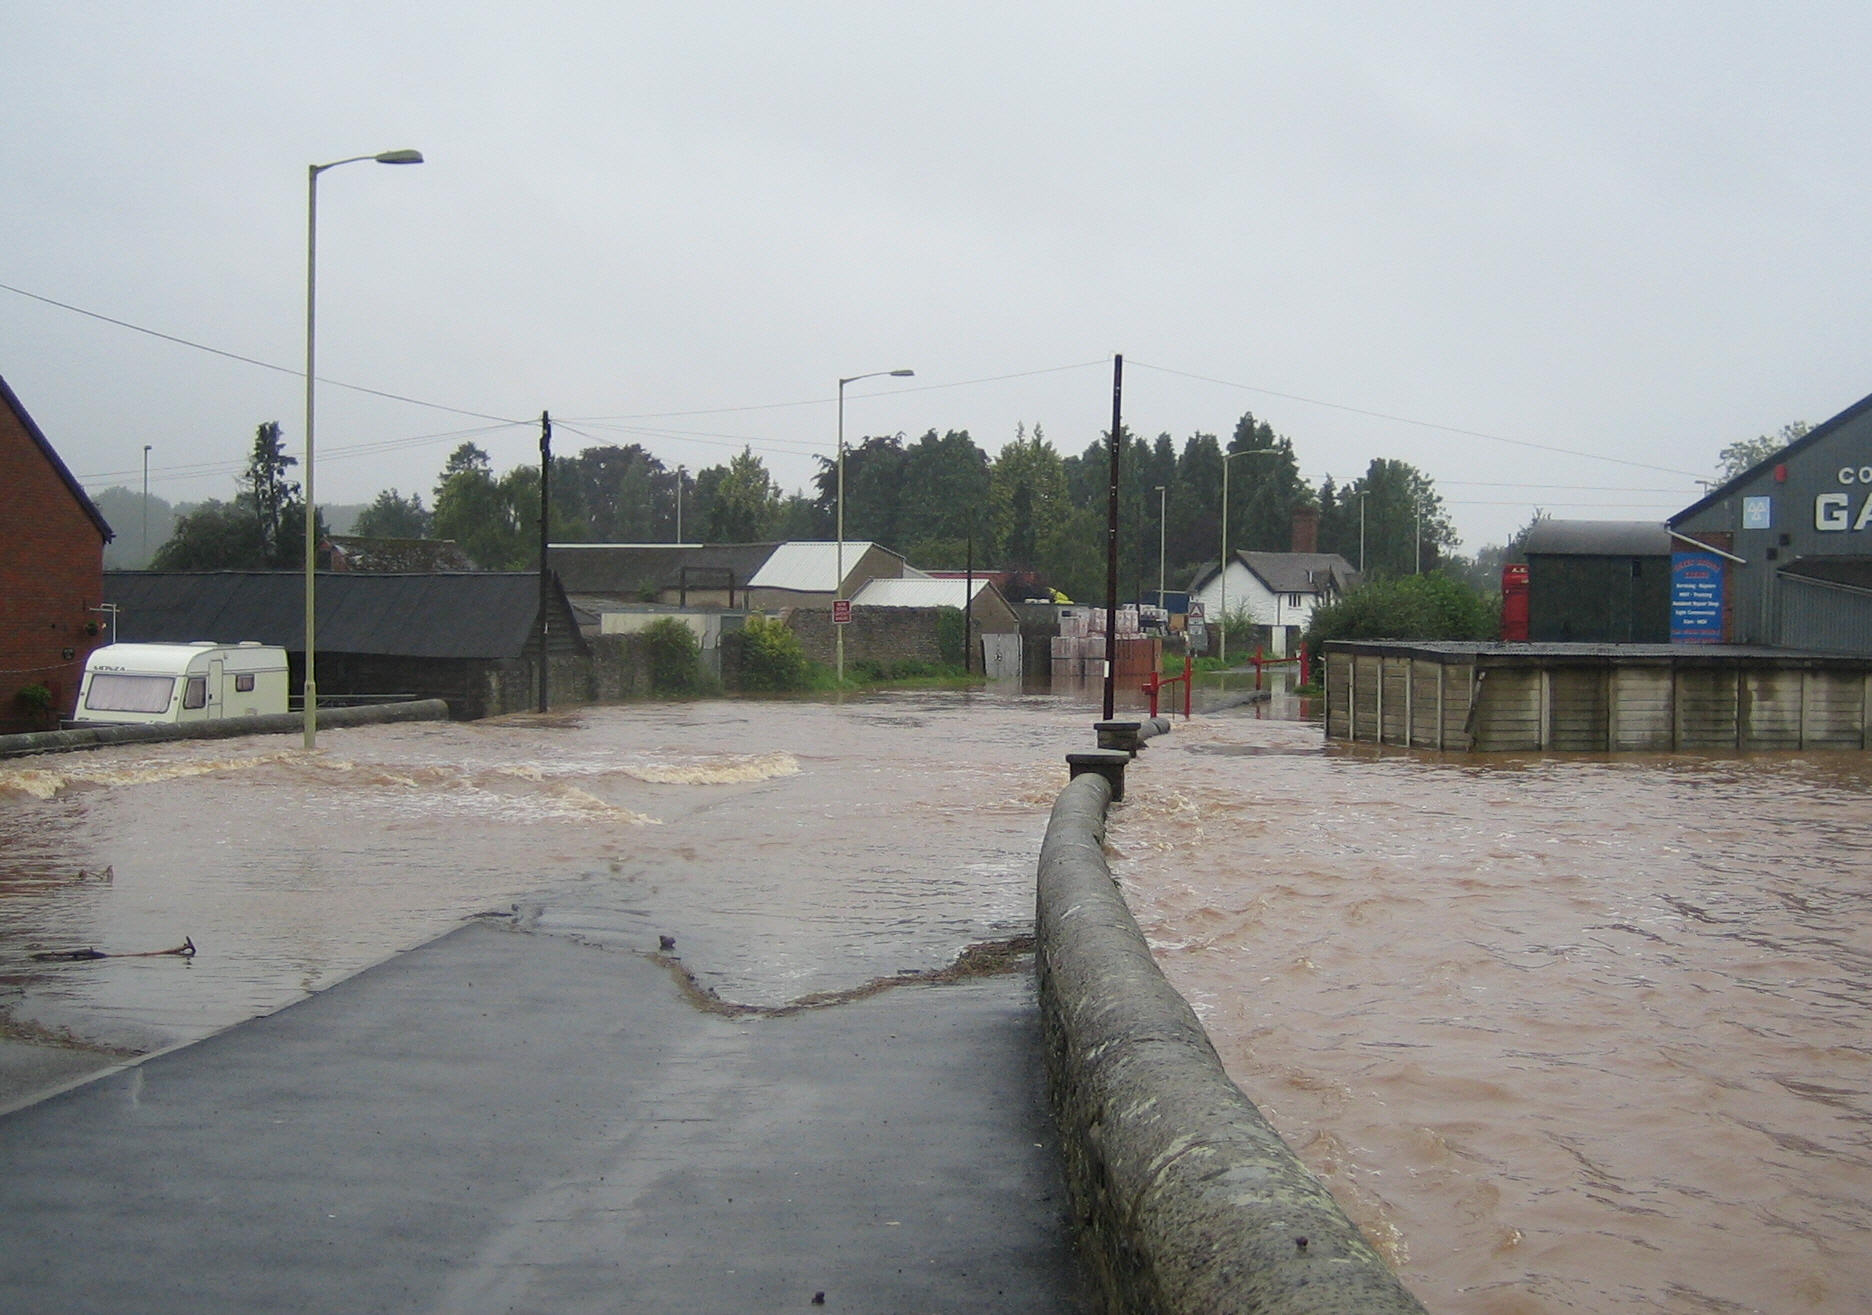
[0,919,1092,1313]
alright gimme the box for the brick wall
[0,396,107,731]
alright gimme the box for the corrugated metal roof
[750,542,878,592]
[852,578,995,609]
[103,571,586,658]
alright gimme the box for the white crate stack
[1051,606,1143,677]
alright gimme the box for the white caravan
[75,642,290,725]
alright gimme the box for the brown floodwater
[1114,698,1872,1315]
[2,687,1866,1313]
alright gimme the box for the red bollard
[1299,643,1310,688]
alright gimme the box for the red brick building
[0,374,112,731]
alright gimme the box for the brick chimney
[1291,506,1320,555]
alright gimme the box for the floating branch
[31,936,195,963]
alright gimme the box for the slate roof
[103,571,586,658]
[548,543,780,596]
[1,371,113,542]
[1189,551,1360,596]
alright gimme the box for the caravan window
[84,674,175,714]
[182,676,207,710]
[235,673,255,693]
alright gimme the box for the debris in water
[31,936,195,963]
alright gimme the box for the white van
[75,642,290,725]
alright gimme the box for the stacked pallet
[1051,607,1160,679]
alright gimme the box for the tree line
[149,411,1469,605]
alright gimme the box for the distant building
[0,374,112,730]
[321,535,475,573]
[1671,388,1872,653]
[547,540,912,616]
[102,571,586,719]
[1187,551,1359,656]
[1521,519,1671,644]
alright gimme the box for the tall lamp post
[141,444,152,562]
[835,367,913,685]
[1217,448,1277,663]
[303,148,423,749]
[1153,484,1167,614]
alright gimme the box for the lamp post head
[374,149,424,165]
[889,368,914,377]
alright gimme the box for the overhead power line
[0,279,524,424]
[1129,359,1708,481]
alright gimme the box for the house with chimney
[0,373,113,730]
[1186,507,1359,656]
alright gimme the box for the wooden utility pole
[1103,355,1122,720]
[538,411,551,713]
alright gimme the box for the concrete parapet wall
[1035,771,1426,1315]
[0,699,451,759]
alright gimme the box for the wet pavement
[0,918,1092,1313]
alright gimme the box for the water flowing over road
[3,689,1867,1311]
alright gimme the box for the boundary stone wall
[0,699,451,759]
[1035,769,1428,1315]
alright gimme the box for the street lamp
[835,367,913,685]
[1217,448,1278,663]
[303,148,423,749]
[142,444,152,562]
[1153,484,1167,616]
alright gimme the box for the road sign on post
[832,599,852,625]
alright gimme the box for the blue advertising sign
[1670,552,1724,643]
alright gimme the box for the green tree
[703,447,782,542]
[1223,413,1313,556]
[1716,421,1811,485]
[572,444,669,541]
[1334,459,1456,579]
[813,433,907,547]
[897,429,990,558]
[151,499,265,569]
[352,488,432,539]
[239,421,303,566]
[434,443,524,568]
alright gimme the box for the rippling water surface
[4,689,1867,1311]
[0,696,1077,1054]
[1114,706,1872,1314]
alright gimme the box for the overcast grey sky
[6,2,1869,551]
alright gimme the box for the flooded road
[0,696,1077,1060]
[3,688,1868,1312]
[1116,702,1872,1315]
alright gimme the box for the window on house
[1288,593,1305,607]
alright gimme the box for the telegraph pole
[1103,354,1122,720]
[538,411,551,713]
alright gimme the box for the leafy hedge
[1302,572,1500,649]
[640,618,711,696]
[734,614,811,692]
